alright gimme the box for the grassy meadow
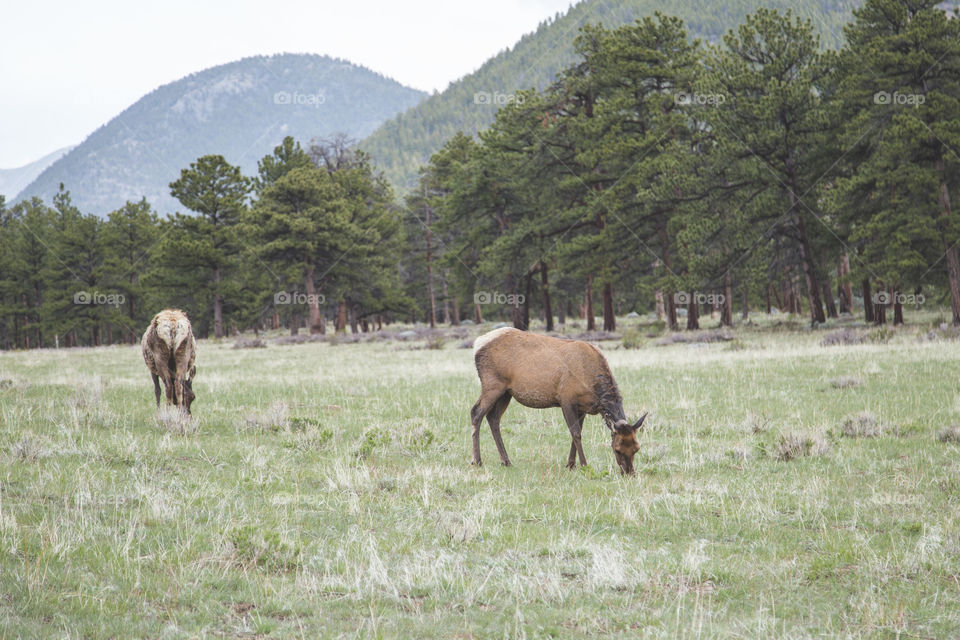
[2,314,960,638]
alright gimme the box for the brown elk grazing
[471,327,647,474]
[141,309,197,414]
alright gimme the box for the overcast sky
[0,0,576,168]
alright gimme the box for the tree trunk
[602,282,615,331]
[540,261,553,332]
[558,299,566,325]
[213,266,224,338]
[786,151,826,324]
[721,271,733,326]
[657,218,678,330]
[944,245,960,326]
[862,279,874,323]
[442,276,451,325]
[518,275,531,330]
[893,285,904,325]
[794,270,804,315]
[822,280,838,319]
[838,253,853,314]
[655,290,665,320]
[289,312,300,336]
[349,305,359,333]
[335,299,347,332]
[770,284,783,313]
[742,286,749,320]
[874,298,886,325]
[686,298,699,330]
[665,293,678,330]
[425,205,437,329]
[585,276,596,331]
[305,263,323,334]
[765,285,772,314]
[474,303,483,324]
[937,168,960,325]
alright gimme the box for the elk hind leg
[151,373,162,407]
[485,392,512,466]
[471,384,507,466]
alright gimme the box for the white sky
[0,0,576,168]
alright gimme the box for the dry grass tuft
[656,330,733,346]
[830,376,863,389]
[774,431,830,461]
[744,412,771,434]
[154,405,198,435]
[233,337,266,349]
[821,329,867,347]
[937,425,960,444]
[244,401,289,432]
[841,411,884,438]
[9,436,49,462]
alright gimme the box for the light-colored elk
[471,327,646,474]
[141,309,197,414]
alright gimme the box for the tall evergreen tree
[101,199,161,341]
[831,0,960,324]
[164,155,251,338]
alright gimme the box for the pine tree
[101,199,160,341]
[164,155,251,338]
[248,165,352,334]
[831,0,960,324]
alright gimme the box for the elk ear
[606,420,617,433]
[631,412,648,432]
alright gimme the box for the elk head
[608,413,647,475]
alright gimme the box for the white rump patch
[154,312,192,350]
[472,327,514,355]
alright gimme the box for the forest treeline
[361,0,855,189]
[405,0,960,332]
[1,0,958,349]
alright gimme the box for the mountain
[0,146,74,200]
[359,0,857,191]
[16,54,427,215]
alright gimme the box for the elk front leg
[562,406,587,468]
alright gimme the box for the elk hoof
[501,460,511,467]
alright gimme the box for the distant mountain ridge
[17,54,427,215]
[359,0,857,191]
[0,146,74,200]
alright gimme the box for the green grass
[2,316,960,637]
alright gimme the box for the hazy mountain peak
[17,53,426,215]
